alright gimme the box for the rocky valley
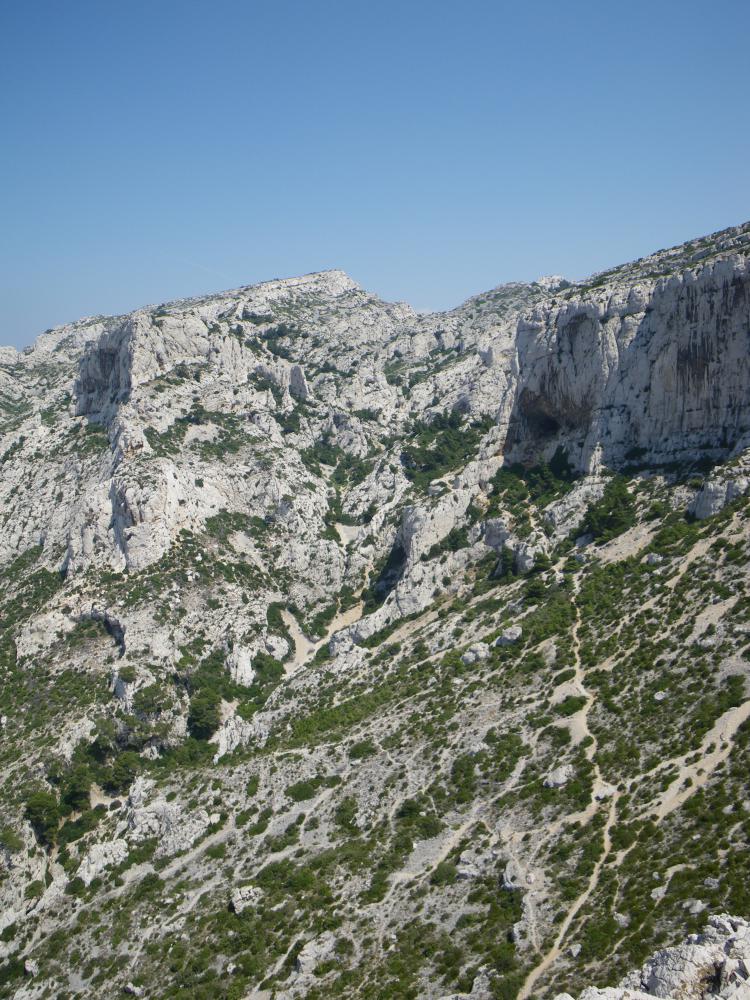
[1,221,750,999]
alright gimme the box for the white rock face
[230,884,263,914]
[212,714,258,763]
[558,914,750,1000]
[461,642,490,666]
[77,839,129,885]
[544,764,575,788]
[506,253,750,473]
[484,518,511,550]
[3,225,750,1000]
[124,778,211,856]
[514,536,546,574]
[3,228,749,591]
[545,479,606,541]
[691,474,749,519]
[226,645,255,687]
[56,715,96,763]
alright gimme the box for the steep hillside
[1,222,750,999]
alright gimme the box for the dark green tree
[188,689,221,740]
[60,764,91,814]
[25,791,60,846]
[581,475,636,541]
[106,751,141,793]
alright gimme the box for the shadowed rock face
[71,227,750,488]
[504,254,750,471]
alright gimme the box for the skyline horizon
[3,1,749,349]
[6,212,748,351]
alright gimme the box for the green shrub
[60,764,92,814]
[132,871,163,901]
[554,695,587,717]
[105,751,141,793]
[401,411,494,490]
[349,739,376,760]
[487,450,576,518]
[65,876,86,897]
[0,826,24,852]
[58,809,103,846]
[334,797,358,834]
[286,779,320,802]
[450,754,477,804]
[431,861,458,885]
[24,880,44,900]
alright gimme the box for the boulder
[544,764,575,788]
[461,643,490,666]
[691,476,749,520]
[294,932,336,975]
[495,625,522,646]
[563,914,750,999]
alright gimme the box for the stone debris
[77,839,129,886]
[230,885,263,914]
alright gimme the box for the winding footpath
[518,560,750,999]
[518,574,620,999]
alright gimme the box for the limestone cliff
[2,222,750,1000]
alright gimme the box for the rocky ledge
[555,915,750,1000]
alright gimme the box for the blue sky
[2,0,749,348]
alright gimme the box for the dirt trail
[281,602,364,674]
[280,610,317,670]
[519,575,620,1000]
[519,795,618,999]
[563,576,606,788]
[641,697,750,823]
[518,541,750,998]
[335,521,360,545]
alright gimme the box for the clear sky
[2,0,749,348]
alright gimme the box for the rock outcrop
[554,914,750,1000]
